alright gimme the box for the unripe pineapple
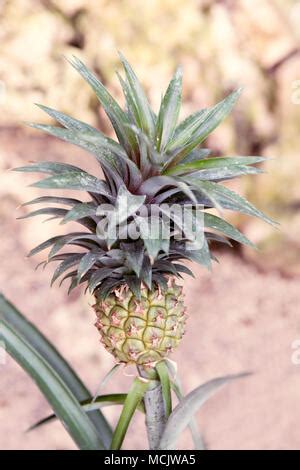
[16,54,275,366]
[94,281,186,366]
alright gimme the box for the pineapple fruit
[16,54,275,367]
[94,281,186,366]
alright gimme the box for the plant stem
[138,366,166,450]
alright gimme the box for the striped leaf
[164,156,266,176]
[31,171,111,197]
[119,53,155,137]
[67,56,137,154]
[204,213,255,247]
[166,89,242,166]
[0,296,111,449]
[156,67,182,151]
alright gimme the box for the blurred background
[1,0,300,450]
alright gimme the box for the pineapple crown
[15,53,276,299]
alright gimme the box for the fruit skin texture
[94,279,187,367]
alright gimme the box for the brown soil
[1,129,300,450]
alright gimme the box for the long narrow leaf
[119,53,155,137]
[156,67,182,151]
[166,89,242,166]
[163,156,266,176]
[31,171,111,197]
[28,393,145,432]
[92,364,122,404]
[0,320,104,450]
[189,179,277,226]
[168,109,208,150]
[0,294,112,446]
[67,56,137,154]
[156,361,172,418]
[22,196,81,207]
[204,213,255,247]
[14,161,83,175]
[171,380,205,450]
[163,358,204,450]
[110,377,150,450]
[159,372,250,450]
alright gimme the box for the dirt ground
[1,129,300,450]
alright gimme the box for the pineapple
[15,54,275,368]
[94,281,186,366]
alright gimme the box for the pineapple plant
[3,54,276,450]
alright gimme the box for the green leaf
[67,56,137,154]
[92,363,123,401]
[29,393,146,431]
[89,268,116,293]
[117,71,142,131]
[18,205,96,232]
[163,359,204,450]
[32,171,111,197]
[156,67,182,151]
[48,233,100,259]
[0,294,112,446]
[22,196,81,207]
[180,148,211,164]
[191,180,277,226]
[1,323,104,450]
[205,232,233,247]
[188,88,242,144]
[138,175,197,204]
[14,161,83,175]
[139,255,152,290]
[124,242,145,277]
[28,235,100,259]
[119,53,155,137]
[186,164,262,181]
[156,361,172,418]
[17,207,67,220]
[30,108,143,189]
[28,236,63,257]
[204,213,255,247]
[134,216,169,262]
[86,393,145,414]
[61,203,97,224]
[169,238,212,270]
[152,273,168,292]
[128,124,163,171]
[105,186,146,248]
[110,377,150,450]
[50,254,83,286]
[172,263,195,278]
[168,109,208,150]
[170,379,205,450]
[159,372,250,450]
[95,278,123,300]
[114,185,146,226]
[0,318,105,449]
[124,274,142,300]
[163,156,266,176]
[153,260,178,276]
[159,205,199,245]
[173,180,197,204]
[166,89,242,166]
[77,252,100,281]
[187,239,212,270]
[36,104,101,134]
[27,123,130,185]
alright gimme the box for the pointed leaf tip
[159,371,251,450]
